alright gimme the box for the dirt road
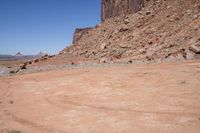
[0,60,200,133]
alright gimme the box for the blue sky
[0,0,101,55]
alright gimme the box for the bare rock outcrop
[73,28,93,44]
[101,0,145,21]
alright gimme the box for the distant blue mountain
[0,54,39,61]
[0,54,13,58]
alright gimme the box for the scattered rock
[124,18,130,24]
[148,41,153,45]
[186,10,192,15]
[194,14,198,19]
[189,44,200,54]
[146,48,158,61]
[40,54,51,61]
[20,63,27,69]
[100,57,109,64]
[9,70,16,74]
[119,25,129,32]
[186,50,195,60]
[146,11,151,15]
[101,53,107,57]
[128,60,133,64]
[34,59,39,63]
[138,49,146,54]
[100,43,107,50]
[167,5,171,9]
[119,43,131,48]
[28,61,32,65]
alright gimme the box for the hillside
[52,0,200,65]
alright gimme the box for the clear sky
[0,0,101,55]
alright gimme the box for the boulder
[146,11,151,15]
[186,50,195,60]
[100,57,109,64]
[100,43,107,50]
[34,59,39,63]
[28,61,32,64]
[119,25,129,32]
[9,70,16,74]
[119,43,131,48]
[21,64,27,69]
[124,18,130,24]
[189,44,200,54]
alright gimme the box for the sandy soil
[0,60,200,133]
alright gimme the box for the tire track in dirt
[0,81,12,102]
[4,111,67,133]
[45,95,200,117]
[0,80,67,133]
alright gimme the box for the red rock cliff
[101,0,145,21]
[72,28,93,44]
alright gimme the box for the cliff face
[101,0,145,21]
[72,28,93,44]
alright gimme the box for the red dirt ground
[0,60,200,133]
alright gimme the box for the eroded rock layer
[101,0,145,21]
[73,28,93,44]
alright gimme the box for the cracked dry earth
[0,60,200,133]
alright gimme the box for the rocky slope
[56,0,200,64]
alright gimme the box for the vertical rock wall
[101,0,145,21]
[72,28,93,44]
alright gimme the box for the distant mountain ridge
[0,54,13,58]
[0,53,44,61]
